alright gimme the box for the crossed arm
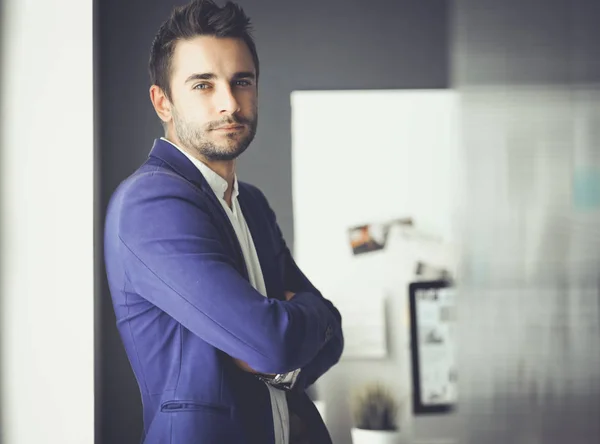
[118,173,343,384]
[236,285,344,391]
[266,219,344,390]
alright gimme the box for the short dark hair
[149,0,259,101]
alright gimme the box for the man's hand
[284,290,296,301]
[232,358,259,374]
[232,358,276,376]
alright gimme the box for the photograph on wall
[409,280,457,414]
[348,217,413,256]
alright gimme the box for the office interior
[1,0,599,443]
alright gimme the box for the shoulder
[108,159,207,216]
[238,181,281,232]
[131,159,200,195]
[238,181,270,208]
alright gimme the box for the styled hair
[148,0,259,100]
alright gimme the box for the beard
[172,107,257,162]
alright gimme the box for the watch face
[256,369,301,391]
[280,373,292,384]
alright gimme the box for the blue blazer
[104,139,344,444]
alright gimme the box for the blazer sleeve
[283,245,344,390]
[115,172,339,375]
[256,188,344,388]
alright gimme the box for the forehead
[170,36,255,82]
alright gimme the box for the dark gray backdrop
[95,0,449,442]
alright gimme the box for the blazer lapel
[237,187,281,300]
[148,139,249,280]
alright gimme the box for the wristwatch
[257,368,301,391]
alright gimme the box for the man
[103,1,344,443]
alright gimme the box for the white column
[0,0,95,443]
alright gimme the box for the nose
[215,84,240,115]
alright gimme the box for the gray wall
[95,0,449,442]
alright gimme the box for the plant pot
[351,427,405,444]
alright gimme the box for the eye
[193,83,210,90]
[235,80,252,87]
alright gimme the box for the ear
[149,85,172,124]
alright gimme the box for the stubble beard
[172,107,258,162]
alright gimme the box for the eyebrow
[185,71,256,83]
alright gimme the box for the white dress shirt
[161,138,289,444]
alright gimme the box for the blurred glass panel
[453,1,600,441]
[453,0,600,441]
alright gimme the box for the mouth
[214,125,244,131]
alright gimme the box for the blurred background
[1,0,599,443]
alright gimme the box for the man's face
[167,36,258,161]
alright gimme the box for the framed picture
[347,218,413,256]
[409,280,457,414]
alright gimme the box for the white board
[291,90,461,359]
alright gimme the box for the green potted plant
[351,382,404,444]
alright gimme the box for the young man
[103,1,344,443]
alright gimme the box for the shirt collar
[160,137,239,201]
